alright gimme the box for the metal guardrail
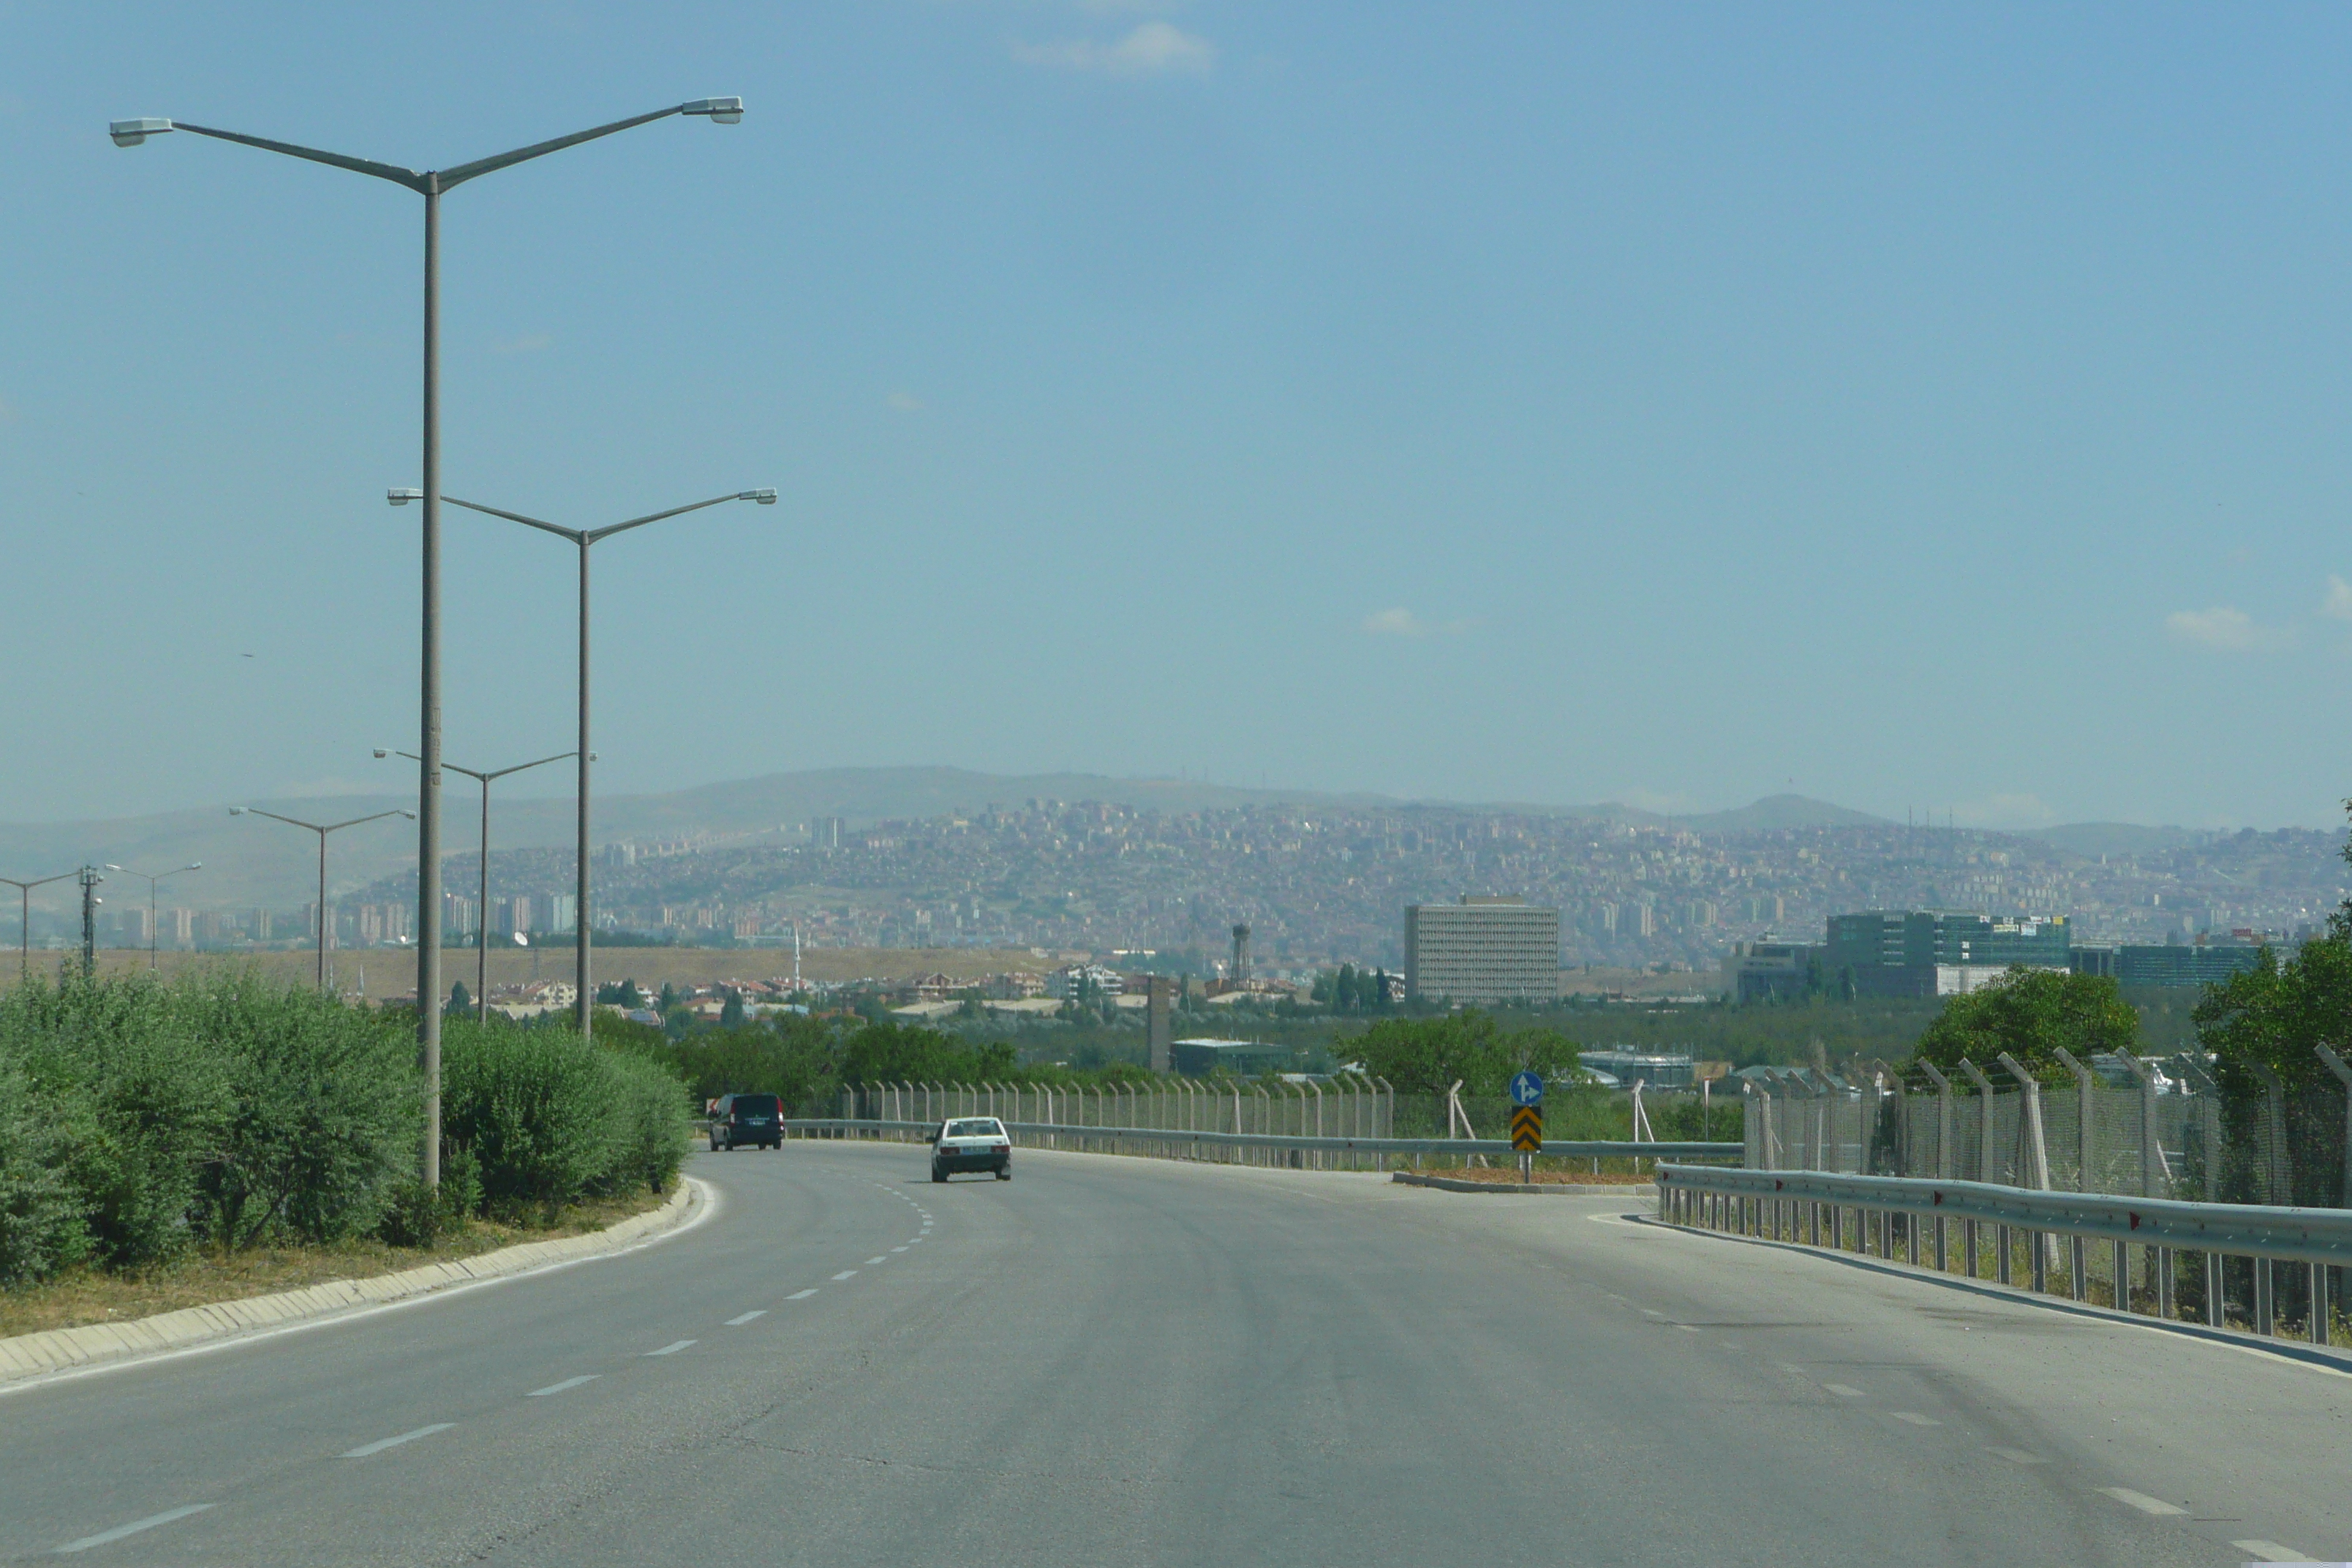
[1656,1162,2350,1348]
[782,1117,1740,1164]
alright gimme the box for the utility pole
[78,866,103,978]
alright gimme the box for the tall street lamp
[375,747,578,1023]
[400,487,777,1043]
[0,871,76,979]
[230,807,415,992]
[114,97,745,1188]
[102,862,203,970]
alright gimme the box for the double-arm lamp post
[392,488,776,1042]
[376,747,578,1023]
[0,871,76,978]
[102,862,203,970]
[230,807,415,991]
[113,97,744,1188]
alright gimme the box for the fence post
[1956,1059,1995,1183]
[1997,1052,2056,1289]
[2052,1046,2095,1192]
[2246,1059,2293,1208]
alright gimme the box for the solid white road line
[2097,1487,2187,1516]
[341,1424,454,1459]
[645,1341,696,1357]
[1988,1447,2045,1465]
[2231,1540,2315,1561]
[528,1376,600,1397]
[726,1311,766,1326]
[1822,1384,1866,1398]
[787,1289,818,1300]
[832,1270,858,1281]
[1890,1412,1940,1426]
[55,1504,214,1553]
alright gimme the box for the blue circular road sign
[1509,1068,1545,1107]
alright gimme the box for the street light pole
[426,489,777,1043]
[114,97,745,1188]
[0,872,76,980]
[102,862,203,970]
[377,747,575,1023]
[230,807,415,991]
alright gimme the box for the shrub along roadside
[0,970,693,1289]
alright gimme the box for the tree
[447,980,472,1017]
[1350,1009,1584,1098]
[1911,968,2138,1081]
[720,989,747,1030]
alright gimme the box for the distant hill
[2022,823,2218,859]
[1682,794,1891,833]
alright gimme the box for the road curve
[0,1141,2342,1566]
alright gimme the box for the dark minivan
[709,1093,783,1151]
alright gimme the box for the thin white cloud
[887,391,924,412]
[2325,575,2352,621]
[2164,606,2287,652]
[491,333,551,356]
[1619,786,1696,815]
[1362,608,1424,638]
[1014,20,1214,75]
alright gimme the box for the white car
[929,1117,1011,1183]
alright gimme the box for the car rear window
[946,1119,1002,1139]
[731,1096,780,1115]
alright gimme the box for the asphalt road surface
[3,1141,2345,1566]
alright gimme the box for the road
[1,1140,2345,1566]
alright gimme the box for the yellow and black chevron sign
[1509,1105,1542,1153]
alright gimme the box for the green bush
[177,972,421,1248]
[0,975,231,1270]
[0,1052,87,1284]
[440,1017,690,1218]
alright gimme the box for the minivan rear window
[731,1096,780,1116]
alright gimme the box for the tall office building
[1404,895,1560,1003]
[1823,910,2070,997]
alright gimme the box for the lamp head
[104,864,123,872]
[388,488,423,506]
[186,862,203,871]
[110,118,173,148]
[399,810,418,821]
[228,807,245,816]
[745,489,778,504]
[372,749,389,758]
[682,97,744,124]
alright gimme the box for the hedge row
[0,971,690,1287]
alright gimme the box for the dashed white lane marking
[2231,1540,2315,1561]
[1640,1309,1664,1318]
[1673,1324,1700,1333]
[1823,1384,1866,1398]
[528,1376,600,1396]
[726,1311,766,1326]
[341,1423,454,1459]
[891,1246,908,1253]
[56,1504,214,1553]
[645,1340,696,1357]
[787,1289,818,1300]
[1989,1447,2044,1466]
[865,1256,887,1265]
[1890,1411,1940,1426]
[2098,1487,2187,1516]
[832,1270,859,1281]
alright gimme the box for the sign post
[1508,1068,1545,1182]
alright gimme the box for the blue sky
[5,3,2352,830]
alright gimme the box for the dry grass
[1413,1164,1653,1186]
[0,1186,673,1340]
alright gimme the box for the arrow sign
[1509,1105,1544,1153]
[1509,1068,1545,1107]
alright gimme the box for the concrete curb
[0,1180,701,1388]
[1390,1172,1651,1196]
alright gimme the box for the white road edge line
[2,1177,722,1401]
[55,1504,214,1553]
[787,1289,818,1300]
[1989,1447,2044,1465]
[527,1376,600,1397]
[645,1340,696,1357]
[2231,1540,2315,1561]
[1822,1384,1866,1398]
[726,1311,766,1326]
[341,1423,455,1459]
[2097,1487,2187,1516]
[1891,1411,1940,1426]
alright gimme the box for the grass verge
[0,1186,675,1341]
